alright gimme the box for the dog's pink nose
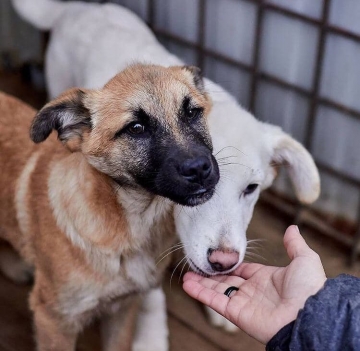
[207,248,239,272]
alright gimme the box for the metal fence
[3,0,360,262]
[136,0,360,263]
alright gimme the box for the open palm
[183,226,327,344]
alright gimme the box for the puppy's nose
[179,156,212,183]
[207,248,240,272]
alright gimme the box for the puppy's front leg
[132,287,169,351]
[205,306,238,333]
[101,296,141,351]
[31,294,77,351]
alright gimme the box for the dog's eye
[127,122,146,136]
[186,106,202,121]
[182,97,203,121]
[113,122,149,139]
[243,184,258,196]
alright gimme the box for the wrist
[266,321,295,350]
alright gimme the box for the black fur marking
[134,108,152,123]
[182,96,191,114]
[182,66,205,92]
[113,108,155,139]
[180,96,204,122]
[129,119,219,206]
[30,90,91,143]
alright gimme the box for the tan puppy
[0,64,219,351]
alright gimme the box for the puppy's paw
[205,306,238,333]
[133,287,169,351]
[132,337,168,351]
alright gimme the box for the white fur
[12,0,321,336]
[48,157,122,275]
[15,151,41,236]
[133,287,169,351]
[206,309,238,333]
[116,188,172,251]
[175,102,320,277]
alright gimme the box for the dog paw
[205,306,238,333]
[133,287,169,351]
[132,338,168,351]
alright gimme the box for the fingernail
[294,225,300,233]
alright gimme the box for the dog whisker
[215,145,246,157]
[156,249,181,266]
[157,245,187,265]
[218,162,251,170]
[244,251,268,263]
[169,256,188,289]
[178,258,190,283]
[216,155,238,162]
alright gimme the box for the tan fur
[0,64,212,350]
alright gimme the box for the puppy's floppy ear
[30,88,91,150]
[263,123,320,204]
[181,65,205,92]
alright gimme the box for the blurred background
[1,0,360,350]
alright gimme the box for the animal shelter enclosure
[1,1,360,351]
[2,0,360,261]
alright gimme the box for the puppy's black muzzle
[179,155,213,184]
[155,148,220,207]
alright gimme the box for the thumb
[283,225,314,260]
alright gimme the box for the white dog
[12,0,320,343]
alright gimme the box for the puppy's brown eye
[114,121,149,139]
[244,184,258,196]
[182,96,203,121]
[127,123,145,135]
[186,106,203,121]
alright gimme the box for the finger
[233,262,265,279]
[283,225,314,260]
[210,274,245,287]
[183,279,231,316]
[183,271,202,282]
[183,272,245,287]
[183,273,244,295]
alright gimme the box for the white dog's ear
[263,124,320,204]
[30,88,91,151]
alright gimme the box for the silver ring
[224,286,239,297]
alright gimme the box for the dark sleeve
[266,274,360,351]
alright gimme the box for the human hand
[183,225,327,344]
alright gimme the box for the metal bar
[265,2,320,26]
[196,0,206,70]
[257,71,309,98]
[155,28,360,124]
[351,192,360,264]
[242,0,360,44]
[260,191,355,248]
[318,97,360,122]
[155,28,252,71]
[328,24,360,44]
[147,0,155,29]
[315,160,360,188]
[249,0,264,112]
[148,0,360,263]
[252,74,360,125]
[304,0,331,150]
